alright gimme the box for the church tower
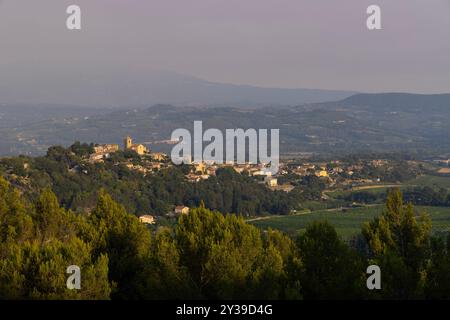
[124,136,132,150]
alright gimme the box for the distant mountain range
[341,93,450,110]
[1,92,450,157]
[0,69,355,108]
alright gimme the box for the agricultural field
[405,174,450,189]
[325,174,450,201]
[325,187,393,200]
[249,205,450,239]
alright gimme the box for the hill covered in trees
[0,178,449,300]
[0,144,297,217]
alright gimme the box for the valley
[2,93,450,157]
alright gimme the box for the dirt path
[351,184,402,191]
[246,204,382,222]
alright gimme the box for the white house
[139,215,156,225]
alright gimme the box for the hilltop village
[89,136,280,186]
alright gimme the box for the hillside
[1,92,450,156]
[341,93,450,110]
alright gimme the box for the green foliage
[363,189,433,299]
[70,141,95,157]
[89,191,151,299]
[297,221,366,299]
[0,176,111,299]
[424,235,450,299]
[251,229,302,300]
[0,176,448,300]
[0,239,111,300]
[139,228,196,299]
[176,205,262,299]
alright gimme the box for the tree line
[343,185,450,208]
[0,176,449,300]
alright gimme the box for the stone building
[124,136,148,155]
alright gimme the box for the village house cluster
[285,159,396,187]
[89,136,149,162]
[185,161,278,187]
[88,136,170,173]
[87,137,401,195]
[89,136,281,187]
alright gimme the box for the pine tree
[297,221,366,299]
[363,189,432,299]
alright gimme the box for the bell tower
[124,136,132,150]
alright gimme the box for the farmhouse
[175,206,190,215]
[265,176,278,187]
[139,215,156,225]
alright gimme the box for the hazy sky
[1,0,449,93]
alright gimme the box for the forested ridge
[0,175,449,300]
[0,144,296,217]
